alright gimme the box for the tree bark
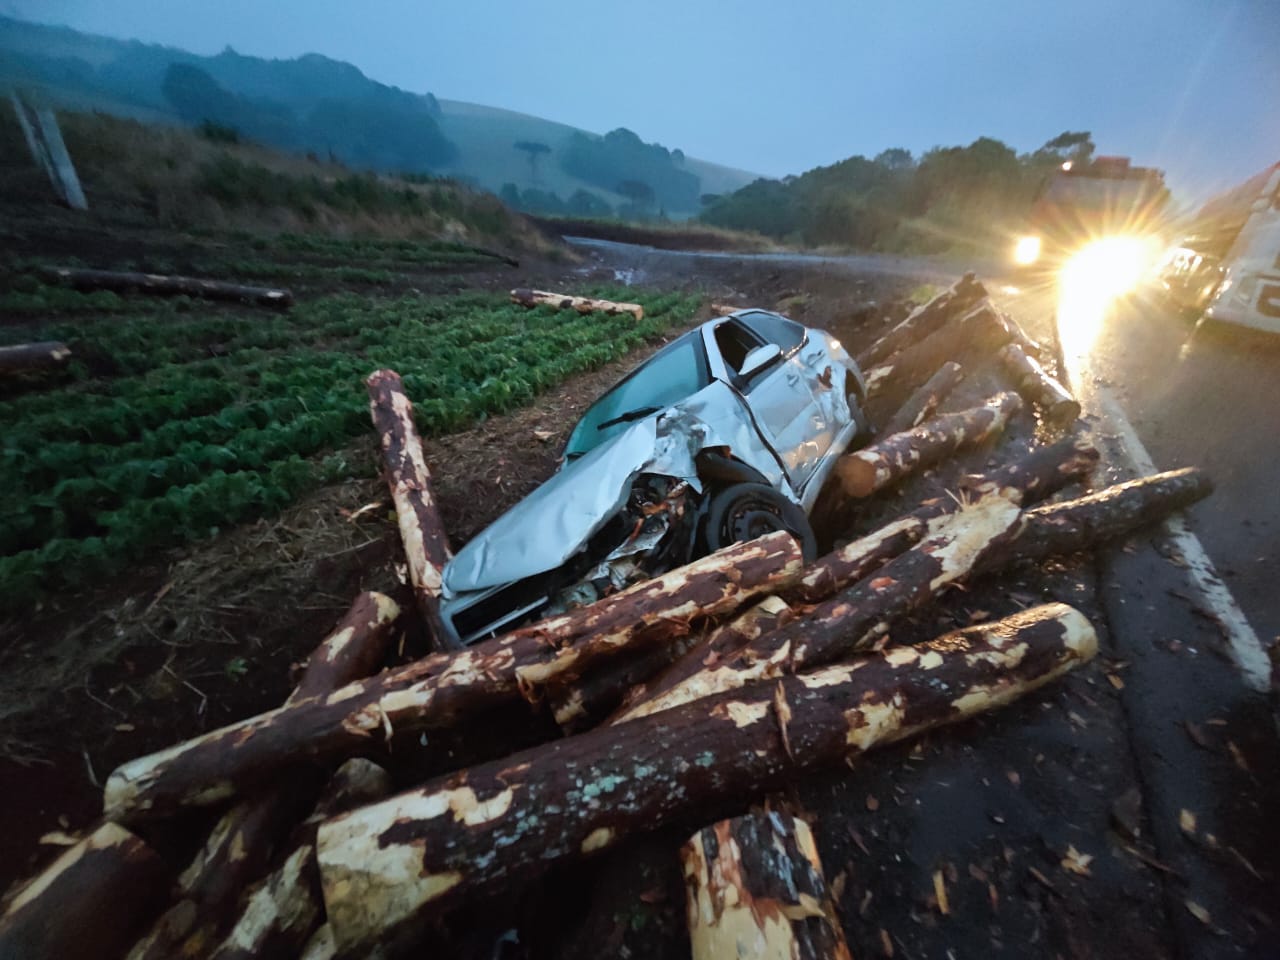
[314,604,1097,950]
[997,343,1081,425]
[863,304,1013,424]
[836,391,1022,498]
[41,266,292,308]
[609,596,795,726]
[125,594,399,960]
[206,760,394,960]
[288,592,402,704]
[103,533,802,824]
[986,467,1213,570]
[620,436,1099,724]
[510,288,644,320]
[630,487,1026,717]
[0,341,71,376]
[879,360,964,436]
[855,273,987,369]
[682,812,851,960]
[0,822,169,960]
[365,369,458,652]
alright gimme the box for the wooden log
[855,272,987,369]
[608,596,794,726]
[613,436,1099,724]
[314,604,1097,949]
[836,391,1022,499]
[206,846,322,960]
[41,266,292,308]
[288,592,402,704]
[626,486,1026,718]
[710,302,741,316]
[300,924,337,960]
[365,369,458,652]
[103,533,803,824]
[987,467,1213,569]
[682,812,851,960]
[879,360,964,436]
[997,310,1045,359]
[0,822,169,960]
[510,288,644,320]
[998,343,1081,424]
[125,594,399,960]
[0,341,71,376]
[206,760,394,960]
[863,304,1013,425]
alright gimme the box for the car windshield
[564,331,708,458]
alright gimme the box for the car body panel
[439,310,866,642]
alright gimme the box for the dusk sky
[4,0,1278,204]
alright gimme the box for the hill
[0,16,759,218]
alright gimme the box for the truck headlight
[1013,235,1041,265]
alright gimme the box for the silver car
[439,309,869,645]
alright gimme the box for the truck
[1154,162,1280,333]
[1011,155,1171,284]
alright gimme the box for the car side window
[738,311,806,355]
[713,319,764,373]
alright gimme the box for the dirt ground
[4,212,1267,959]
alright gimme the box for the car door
[705,315,827,486]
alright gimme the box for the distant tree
[874,148,914,171]
[1042,131,1095,159]
[671,148,685,167]
[566,189,613,218]
[616,178,655,215]
[560,128,700,212]
[423,92,442,116]
[499,182,521,207]
[700,193,722,207]
[513,140,552,182]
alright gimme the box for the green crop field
[0,284,700,608]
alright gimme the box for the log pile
[2,274,1218,959]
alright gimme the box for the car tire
[702,482,817,562]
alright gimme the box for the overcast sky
[5,0,1278,204]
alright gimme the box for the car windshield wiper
[596,405,661,430]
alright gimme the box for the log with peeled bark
[610,436,1099,724]
[102,533,803,824]
[365,369,458,652]
[836,391,1022,499]
[879,360,964,436]
[0,341,71,376]
[41,266,292,308]
[206,760,393,960]
[634,460,1203,723]
[863,304,1013,423]
[606,596,794,727]
[124,593,400,960]
[984,466,1213,571]
[510,288,644,320]
[624,485,1026,718]
[682,812,851,960]
[314,603,1097,950]
[855,272,987,369]
[0,822,170,960]
[998,343,1081,425]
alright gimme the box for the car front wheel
[702,482,817,562]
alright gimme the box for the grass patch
[0,288,701,608]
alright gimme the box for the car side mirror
[738,343,782,379]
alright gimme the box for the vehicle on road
[1155,162,1280,333]
[1012,155,1170,290]
[438,309,869,645]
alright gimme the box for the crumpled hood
[442,417,662,595]
[441,380,790,597]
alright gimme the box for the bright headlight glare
[1061,236,1156,298]
[1013,235,1041,265]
